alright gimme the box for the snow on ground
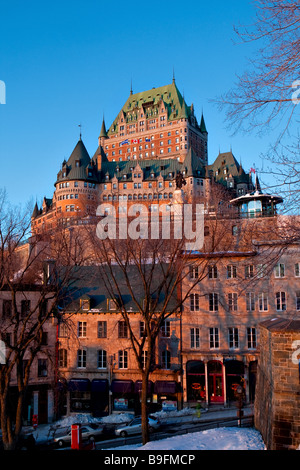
[107,427,266,451]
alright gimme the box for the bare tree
[82,193,252,444]
[216,0,300,137]
[0,194,87,450]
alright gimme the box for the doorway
[208,361,223,403]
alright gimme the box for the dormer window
[80,298,90,311]
[105,174,109,180]
[75,160,80,168]
[109,299,117,311]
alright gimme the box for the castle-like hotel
[31,79,274,233]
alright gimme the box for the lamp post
[236,385,243,426]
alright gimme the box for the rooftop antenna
[172,67,175,84]
[130,78,133,95]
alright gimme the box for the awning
[154,381,177,394]
[134,380,153,394]
[68,379,90,392]
[111,380,133,393]
[91,379,108,392]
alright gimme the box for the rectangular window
[59,323,69,338]
[77,349,86,368]
[258,292,268,311]
[247,327,257,349]
[161,350,171,369]
[2,300,12,319]
[97,349,107,369]
[227,265,237,279]
[118,321,128,338]
[246,292,255,311]
[37,359,48,377]
[274,263,285,278]
[296,291,300,311]
[78,321,87,337]
[229,328,239,349]
[21,300,30,317]
[190,327,200,349]
[245,265,254,278]
[209,293,218,312]
[295,263,300,277]
[228,293,238,311]
[190,293,200,311]
[161,320,170,337]
[257,264,267,278]
[209,327,219,349]
[276,292,286,311]
[118,350,128,369]
[208,265,218,279]
[97,321,107,338]
[189,266,199,279]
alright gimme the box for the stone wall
[254,318,300,450]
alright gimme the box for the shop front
[186,361,206,403]
[224,360,245,403]
[134,380,153,414]
[153,380,178,411]
[208,361,224,403]
[68,379,91,413]
[111,380,134,412]
[91,379,109,416]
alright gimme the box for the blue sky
[0,0,278,208]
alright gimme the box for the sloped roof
[60,265,179,313]
[55,139,98,184]
[108,82,191,135]
[99,157,184,182]
[259,317,300,332]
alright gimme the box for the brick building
[31,80,255,233]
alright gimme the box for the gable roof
[107,82,191,135]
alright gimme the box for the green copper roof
[200,114,207,134]
[108,82,191,135]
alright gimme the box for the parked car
[53,423,104,447]
[114,416,160,437]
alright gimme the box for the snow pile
[151,407,200,420]
[109,427,266,451]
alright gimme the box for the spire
[31,202,39,219]
[78,123,82,140]
[130,79,133,95]
[99,116,108,139]
[200,113,207,134]
[172,67,175,84]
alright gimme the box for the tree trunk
[141,372,149,445]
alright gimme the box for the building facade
[10,80,299,423]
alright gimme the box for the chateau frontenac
[31,80,259,233]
